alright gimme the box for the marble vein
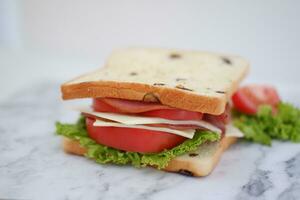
[235,146,274,200]
[277,153,300,200]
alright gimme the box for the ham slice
[203,104,231,134]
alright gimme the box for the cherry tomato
[232,85,280,115]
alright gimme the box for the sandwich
[55,48,250,176]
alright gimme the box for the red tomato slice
[93,98,203,121]
[99,98,173,113]
[86,118,187,153]
[232,85,280,115]
[92,99,121,113]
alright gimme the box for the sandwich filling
[82,98,231,153]
[56,97,242,169]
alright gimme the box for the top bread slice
[61,48,249,115]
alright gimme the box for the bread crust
[61,81,227,114]
[63,137,87,155]
[61,136,237,177]
[164,137,237,176]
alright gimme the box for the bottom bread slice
[62,136,237,177]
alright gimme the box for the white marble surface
[0,82,299,200]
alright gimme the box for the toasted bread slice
[62,136,237,177]
[61,48,249,115]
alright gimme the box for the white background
[0,0,300,101]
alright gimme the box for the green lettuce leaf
[233,102,300,145]
[56,117,220,169]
